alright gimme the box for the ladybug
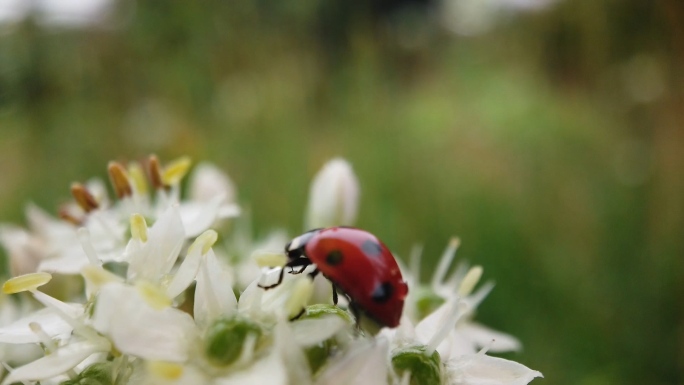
[259,227,408,328]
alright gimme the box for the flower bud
[305,159,359,229]
[414,286,445,320]
[301,304,353,323]
[59,362,113,385]
[391,345,443,385]
[204,316,262,367]
[297,305,354,373]
[78,362,114,384]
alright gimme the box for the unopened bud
[305,158,359,229]
[391,345,443,385]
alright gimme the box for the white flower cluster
[0,156,542,385]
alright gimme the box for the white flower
[0,157,240,276]
[305,158,360,229]
[446,351,543,385]
[238,268,314,324]
[92,282,197,362]
[0,155,543,385]
[315,337,390,385]
[405,239,521,355]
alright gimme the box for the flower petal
[165,242,203,299]
[214,346,287,385]
[305,158,359,229]
[447,353,543,385]
[93,283,196,362]
[0,308,76,344]
[189,162,236,204]
[315,338,389,385]
[459,322,522,353]
[127,206,185,282]
[290,316,347,347]
[194,250,237,329]
[2,339,109,384]
[37,245,90,275]
[178,194,226,238]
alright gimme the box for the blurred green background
[0,1,682,384]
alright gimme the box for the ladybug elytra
[260,227,408,328]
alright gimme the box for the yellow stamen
[81,265,123,289]
[128,162,149,196]
[148,155,164,190]
[253,251,287,268]
[70,183,99,213]
[108,162,133,199]
[130,214,148,242]
[285,278,314,319]
[147,361,184,380]
[188,229,218,255]
[458,266,483,297]
[3,272,52,294]
[161,156,192,186]
[136,281,171,310]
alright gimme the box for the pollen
[128,162,149,196]
[70,183,99,213]
[147,361,184,380]
[285,278,314,319]
[252,250,287,268]
[148,155,164,190]
[161,156,192,186]
[130,213,149,242]
[81,265,123,289]
[198,229,218,255]
[188,229,218,256]
[458,266,483,297]
[108,162,133,199]
[136,281,172,310]
[2,272,52,294]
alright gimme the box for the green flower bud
[415,287,445,320]
[59,362,114,385]
[301,304,353,323]
[78,362,114,385]
[391,345,443,385]
[204,316,262,366]
[305,339,336,374]
[298,305,353,373]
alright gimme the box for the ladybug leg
[332,284,338,305]
[257,268,285,290]
[349,302,362,329]
[308,268,320,280]
[290,265,308,275]
[258,258,311,290]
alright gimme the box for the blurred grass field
[0,1,682,384]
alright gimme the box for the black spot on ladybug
[371,282,394,303]
[326,250,344,265]
[361,240,383,257]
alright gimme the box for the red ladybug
[260,227,408,328]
